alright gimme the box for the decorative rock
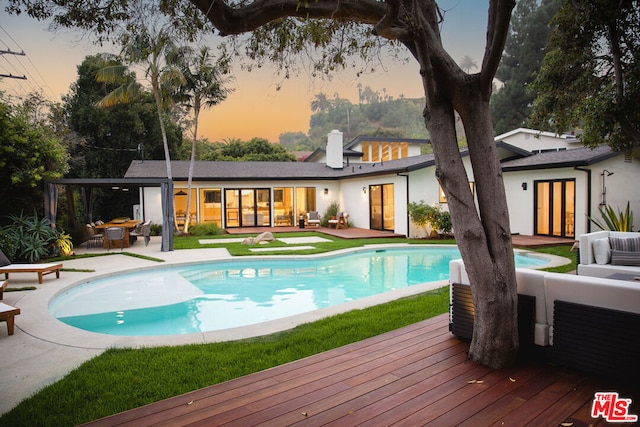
[256,232,274,242]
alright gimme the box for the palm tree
[310,93,330,113]
[178,46,233,233]
[96,23,185,184]
[459,55,478,73]
[96,22,186,231]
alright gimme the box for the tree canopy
[201,138,297,161]
[0,92,69,224]
[530,0,640,151]
[490,0,559,135]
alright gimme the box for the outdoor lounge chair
[328,212,348,229]
[306,211,321,227]
[0,302,20,335]
[0,263,63,284]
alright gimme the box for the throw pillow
[592,238,611,265]
[609,236,640,252]
[610,249,640,266]
[0,249,11,267]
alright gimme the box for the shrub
[1,212,71,262]
[321,201,341,227]
[187,222,224,236]
[407,201,452,237]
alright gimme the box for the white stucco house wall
[125,128,639,238]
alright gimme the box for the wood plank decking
[85,314,640,426]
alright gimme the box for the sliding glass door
[534,179,575,237]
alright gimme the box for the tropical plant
[55,231,75,257]
[589,202,635,232]
[459,55,478,73]
[2,212,58,262]
[177,45,233,234]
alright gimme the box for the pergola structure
[45,178,174,252]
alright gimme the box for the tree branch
[189,0,386,36]
[372,0,412,40]
[480,0,515,92]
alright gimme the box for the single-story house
[125,128,639,238]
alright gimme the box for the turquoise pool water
[50,246,548,336]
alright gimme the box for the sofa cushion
[0,249,10,267]
[609,236,640,252]
[592,238,611,265]
[611,249,640,266]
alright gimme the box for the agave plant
[589,202,634,231]
[3,212,59,262]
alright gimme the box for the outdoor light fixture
[324,188,328,195]
[600,169,614,206]
[521,182,527,191]
[363,187,367,194]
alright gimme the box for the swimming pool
[50,246,549,336]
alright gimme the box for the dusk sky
[1,1,489,142]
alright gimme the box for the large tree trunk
[412,26,518,368]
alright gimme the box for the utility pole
[0,49,27,80]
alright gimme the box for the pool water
[50,247,548,336]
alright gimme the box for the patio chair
[85,224,103,249]
[306,211,321,227]
[105,226,125,251]
[140,221,152,246]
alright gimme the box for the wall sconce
[521,182,527,191]
[324,188,328,195]
[363,187,367,194]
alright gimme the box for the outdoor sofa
[449,259,640,382]
[577,230,640,278]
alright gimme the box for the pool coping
[15,244,569,351]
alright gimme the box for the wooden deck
[85,314,640,426]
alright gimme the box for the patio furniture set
[0,251,63,336]
[449,230,640,383]
[86,219,151,250]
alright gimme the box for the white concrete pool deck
[0,238,568,415]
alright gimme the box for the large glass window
[199,188,222,227]
[273,187,294,226]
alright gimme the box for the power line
[0,25,57,100]
[0,48,27,79]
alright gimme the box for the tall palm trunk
[183,96,200,234]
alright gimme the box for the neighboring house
[125,128,639,238]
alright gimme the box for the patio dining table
[94,219,141,249]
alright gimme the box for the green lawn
[0,234,575,426]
